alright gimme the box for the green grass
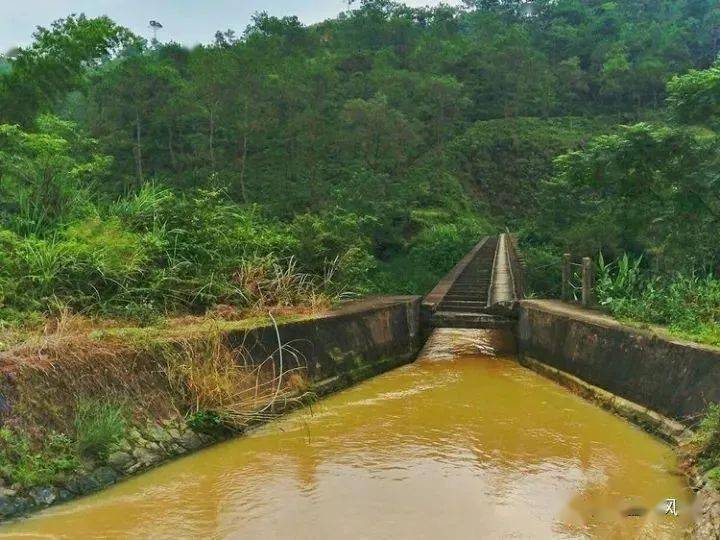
[369,254,445,296]
[74,400,127,459]
[89,313,313,344]
[0,429,79,488]
[690,404,720,486]
[592,255,720,348]
[666,324,720,349]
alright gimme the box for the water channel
[0,329,693,538]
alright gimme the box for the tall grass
[0,429,79,488]
[74,399,127,459]
[595,253,720,346]
[595,252,644,311]
[161,325,312,430]
[0,186,361,325]
[688,404,720,486]
[234,256,333,311]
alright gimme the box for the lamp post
[149,20,163,42]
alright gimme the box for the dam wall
[230,295,422,391]
[518,300,720,425]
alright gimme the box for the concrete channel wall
[518,300,720,424]
[231,295,423,390]
[0,296,423,522]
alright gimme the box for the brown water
[1,330,692,539]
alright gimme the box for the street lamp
[149,20,163,42]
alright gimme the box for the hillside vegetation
[0,0,718,329]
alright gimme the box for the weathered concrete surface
[693,486,720,539]
[422,237,491,313]
[425,311,515,330]
[518,300,720,424]
[421,235,523,330]
[519,356,689,444]
[488,233,515,305]
[517,300,720,537]
[229,295,422,385]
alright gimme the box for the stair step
[447,290,488,294]
[430,311,515,329]
[438,303,489,312]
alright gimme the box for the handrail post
[581,257,594,308]
[561,253,571,301]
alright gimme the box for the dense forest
[1,0,720,336]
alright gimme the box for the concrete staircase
[422,234,522,330]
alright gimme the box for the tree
[0,15,139,126]
[188,46,235,172]
[0,115,111,234]
[541,122,720,267]
[89,55,182,188]
[668,64,720,127]
[418,75,470,146]
[341,94,420,173]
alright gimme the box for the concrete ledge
[519,356,689,444]
[429,311,515,330]
[229,295,422,382]
[518,300,720,424]
[516,304,720,537]
[518,353,719,539]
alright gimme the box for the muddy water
[1,329,692,539]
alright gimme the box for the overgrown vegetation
[687,405,720,487]
[160,329,312,430]
[3,0,719,328]
[74,400,127,459]
[0,314,312,489]
[2,0,720,495]
[593,254,720,347]
[0,430,78,488]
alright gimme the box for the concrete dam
[3,234,718,538]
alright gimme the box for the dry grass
[0,312,172,435]
[160,317,313,429]
[0,308,318,439]
[233,256,333,313]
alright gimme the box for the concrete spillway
[3,327,693,538]
[421,233,522,329]
[435,236,497,313]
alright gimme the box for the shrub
[691,404,720,486]
[290,210,377,293]
[595,252,644,312]
[408,210,489,267]
[186,410,226,435]
[519,243,561,298]
[234,256,335,309]
[74,400,126,459]
[589,254,720,346]
[0,185,354,322]
[0,429,79,488]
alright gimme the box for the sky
[1,0,462,54]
